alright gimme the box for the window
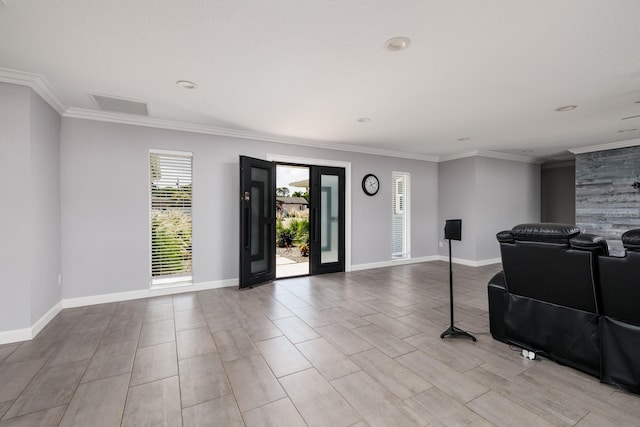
[392,171,410,259]
[150,150,193,285]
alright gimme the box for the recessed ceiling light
[555,105,577,111]
[385,37,411,51]
[357,117,370,123]
[617,128,637,133]
[457,137,470,142]
[176,80,197,89]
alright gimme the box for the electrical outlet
[439,241,443,248]
[58,273,62,286]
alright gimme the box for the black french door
[239,157,345,287]
[239,156,276,288]
[309,166,345,275]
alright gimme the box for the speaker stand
[440,238,476,342]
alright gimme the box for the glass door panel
[311,166,345,275]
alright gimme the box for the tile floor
[0,261,638,426]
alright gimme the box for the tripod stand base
[440,325,476,342]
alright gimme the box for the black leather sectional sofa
[488,223,640,393]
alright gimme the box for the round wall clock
[362,173,380,196]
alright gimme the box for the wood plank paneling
[576,146,640,255]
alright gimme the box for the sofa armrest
[622,229,640,251]
[570,233,609,256]
[488,271,508,342]
[496,230,514,243]
[488,270,506,290]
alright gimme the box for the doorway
[239,155,350,288]
[276,164,310,278]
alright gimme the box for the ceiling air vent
[92,94,149,116]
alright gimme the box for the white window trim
[149,149,194,286]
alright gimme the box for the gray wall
[576,146,640,255]
[0,81,547,335]
[60,118,439,299]
[541,162,575,224]
[0,83,61,331]
[438,156,541,261]
[29,90,62,324]
[0,83,32,330]
[438,157,478,260]
[475,157,540,260]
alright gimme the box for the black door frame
[267,155,351,275]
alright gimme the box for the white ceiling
[1,0,640,161]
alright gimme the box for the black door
[310,166,345,275]
[239,156,276,288]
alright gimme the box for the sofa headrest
[496,230,514,243]
[622,229,640,251]
[570,233,609,256]
[511,223,581,244]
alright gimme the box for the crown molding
[0,67,65,114]
[438,149,542,164]
[64,107,440,162]
[569,138,640,155]
[0,68,543,165]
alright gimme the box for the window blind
[392,172,410,259]
[150,151,193,283]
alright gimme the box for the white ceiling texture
[1,0,640,162]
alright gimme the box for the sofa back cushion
[599,251,640,325]
[511,223,580,243]
[501,241,598,313]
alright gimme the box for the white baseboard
[0,301,62,345]
[0,256,502,345]
[351,255,501,271]
[62,278,237,309]
[32,301,63,337]
[436,255,502,267]
[0,279,237,344]
[0,327,32,345]
[351,256,440,271]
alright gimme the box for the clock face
[362,174,379,196]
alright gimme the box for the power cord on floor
[508,344,541,361]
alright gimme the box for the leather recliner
[598,229,640,393]
[488,223,609,376]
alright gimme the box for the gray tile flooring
[0,261,639,426]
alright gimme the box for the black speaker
[440,218,475,342]
[444,219,462,241]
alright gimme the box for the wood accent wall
[576,146,640,255]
